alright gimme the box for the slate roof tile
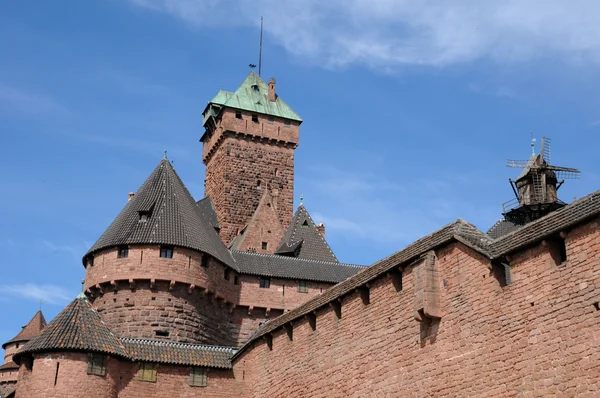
[276,205,338,262]
[122,338,235,369]
[232,251,363,283]
[2,310,46,349]
[84,159,235,269]
[14,296,128,362]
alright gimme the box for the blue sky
[1,1,599,343]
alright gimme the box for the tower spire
[258,16,263,77]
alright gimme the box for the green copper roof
[203,72,302,125]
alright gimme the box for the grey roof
[232,251,362,283]
[276,205,338,262]
[84,159,234,268]
[15,296,128,362]
[486,219,523,239]
[122,338,235,369]
[196,197,220,230]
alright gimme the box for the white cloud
[0,283,72,305]
[127,0,600,69]
[0,83,72,116]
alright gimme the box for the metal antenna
[258,16,263,77]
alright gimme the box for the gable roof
[276,204,338,262]
[14,296,128,362]
[232,251,363,283]
[122,338,235,369]
[84,159,234,268]
[203,71,302,124]
[2,310,46,349]
[229,189,284,253]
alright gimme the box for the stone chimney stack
[128,192,135,202]
[268,78,276,102]
[317,222,325,239]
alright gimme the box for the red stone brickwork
[117,362,247,398]
[3,343,19,364]
[237,275,332,312]
[16,352,120,398]
[84,245,332,346]
[231,190,284,254]
[236,217,600,397]
[203,109,299,245]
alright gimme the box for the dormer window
[139,211,150,223]
[235,111,242,119]
[251,84,259,92]
[252,114,259,123]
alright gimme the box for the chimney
[128,192,135,202]
[317,222,325,239]
[268,78,276,102]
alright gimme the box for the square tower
[201,72,302,245]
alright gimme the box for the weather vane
[300,193,304,204]
[249,63,256,70]
[163,150,168,160]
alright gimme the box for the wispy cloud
[0,83,71,116]
[301,164,498,247]
[0,283,72,305]
[128,1,600,70]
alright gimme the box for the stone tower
[201,72,302,245]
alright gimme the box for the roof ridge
[231,250,362,268]
[120,337,236,352]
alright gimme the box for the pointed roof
[14,296,128,362]
[2,310,46,349]
[229,189,284,253]
[276,204,339,262]
[84,159,234,268]
[203,71,302,124]
[196,197,220,230]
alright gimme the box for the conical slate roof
[15,296,128,361]
[84,159,234,268]
[276,204,338,262]
[2,310,46,349]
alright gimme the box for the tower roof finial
[77,279,86,299]
[300,193,304,204]
[530,132,536,156]
[163,150,168,160]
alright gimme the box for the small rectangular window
[224,269,231,281]
[235,111,242,119]
[189,367,208,387]
[139,363,158,382]
[234,275,239,285]
[259,277,270,289]
[117,246,129,259]
[252,114,259,123]
[160,246,173,259]
[297,280,308,293]
[267,116,274,124]
[261,242,268,250]
[201,255,209,268]
[87,354,107,376]
[284,119,291,127]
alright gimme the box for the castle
[2,71,599,397]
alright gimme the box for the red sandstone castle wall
[4,343,20,364]
[16,353,120,398]
[117,363,248,398]
[236,218,600,397]
[203,109,298,244]
[85,245,332,346]
[0,369,18,383]
[85,246,240,345]
[237,275,332,311]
